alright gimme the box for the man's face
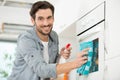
[32,8,54,36]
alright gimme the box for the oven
[76,2,105,80]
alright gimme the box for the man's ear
[31,17,35,26]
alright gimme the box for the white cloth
[41,41,49,63]
[41,41,49,80]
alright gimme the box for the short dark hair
[30,1,54,20]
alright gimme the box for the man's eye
[48,16,53,20]
[38,17,44,20]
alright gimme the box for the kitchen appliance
[76,2,105,80]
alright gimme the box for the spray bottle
[62,43,71,80]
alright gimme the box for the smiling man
[8,1,88,80]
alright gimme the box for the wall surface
[0,6,31,25]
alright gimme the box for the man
[8,1,88,80]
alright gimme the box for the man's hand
[74,48,89,68]
[60,47,72,59]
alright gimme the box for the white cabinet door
[104,57,120,80]
[105,0,120,60]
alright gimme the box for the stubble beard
[37,25,53,36]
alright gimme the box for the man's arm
[56,48,88,74]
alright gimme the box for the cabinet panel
[105,57,120,80]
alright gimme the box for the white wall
[0,6,31,25]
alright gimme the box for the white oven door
[77,21,105,80]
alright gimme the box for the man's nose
[43,19,49,26]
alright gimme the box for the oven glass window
[77,38,98,75]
